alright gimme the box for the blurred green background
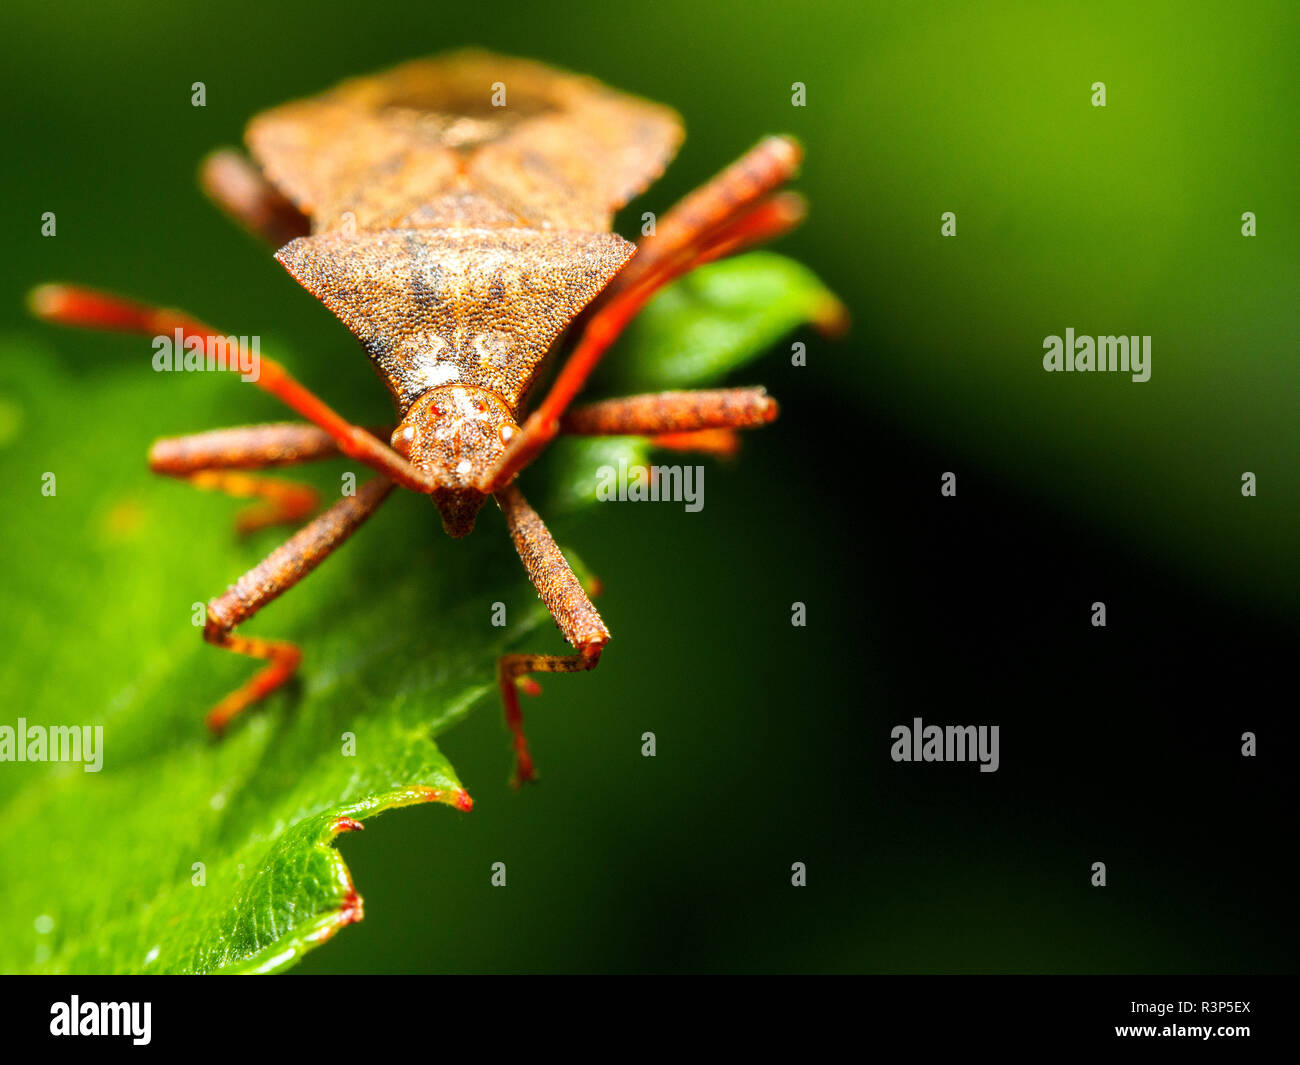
[2,0,1295,972]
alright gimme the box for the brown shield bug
[30,51,840,784]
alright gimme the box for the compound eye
[392,425,416,454]
[475,400,487,413]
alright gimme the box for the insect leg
[200,149,310,247]
[28,284,439,494]
[179,471,319,536]
[151,422,349,472]
[494,483,609,786]
[483,139,807,491]
[607,136,806,296]
[150,422,385,534]
[668,192,811,276]
[559,387,778,435]
[203,476,394,732]
[559,386,781,461]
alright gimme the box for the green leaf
[543,251,846,512]
[608,250,847,391]
[0,251,841,973]
[541,435,651,518]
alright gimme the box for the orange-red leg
[560,387,780,461]
[200,149,310,247]
[483,137,807,491]
[187,470,320,536]
[203,476,394,732]
[150,422,338,534]
[559,387,778,435]
[606,137,804,296]
[494,483,608,786]
[28,284,438,494]
[148,421,395,533]
[643,430,741,458]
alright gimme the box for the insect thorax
[277,227,633,414]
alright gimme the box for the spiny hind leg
[200,149,310,247]
[203,477,394,732]
[494,484,609,786]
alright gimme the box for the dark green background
[3,0,1295,972]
